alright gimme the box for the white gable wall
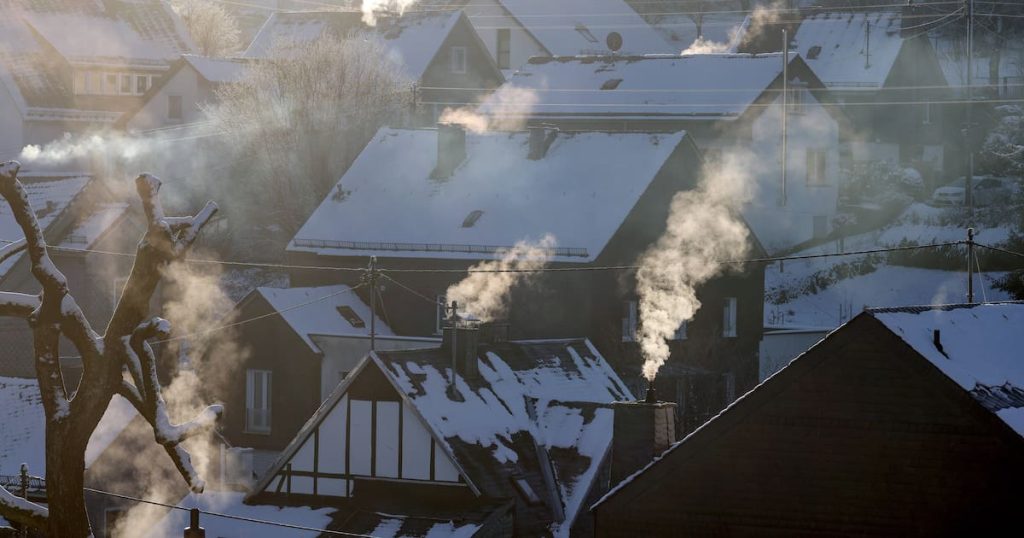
[127,66,213,131]
[316,335,439,402]
[735,84,839,252]
[461,0,547,72]
[263,389,465,499]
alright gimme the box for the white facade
[459,0,547,73]
[312,334,440,401]
[758,327,830,381]
[126,66,213,132]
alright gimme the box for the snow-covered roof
[183,55,249,84]
[254,338,632,535]
[794,11,904,90]
[0,376,136,476]
[0,376,45,476]
[243,10,462,81]
[483,53,795,120]
[0,174,91,279]
[252,285,394,353]
[496,0,674,55]
[869,302,1024,437]
[343,511,481,538]
[149,491,334,538]
[58,202,129,249]
[289,128,689,263]
[25,13,180,66]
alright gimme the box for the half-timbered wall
[262,364,465,498]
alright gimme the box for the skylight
[807,45,822,60]
[336,306,366,328]
[575,23,598,43]
[512,476,543,505]
[601,78,623,90]
[462,209,484,228]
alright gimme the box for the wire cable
[976,242,1024,259]
[81,487,379,538]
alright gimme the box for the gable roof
[495,0,674,56]
[182,55,249,84]
[793,11,905,90]
[57,202,129,249]
[252,338,633,535]
[242,9,463,81]
[0,173,91,280]
[594,301,1024,510]
[869,302,1024,436]
[248,284,395,353]
[482,52,801,120]
[288,128,691,263]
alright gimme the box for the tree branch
[0,291,39,318]
[0,238,25,264]
[0,483,48,530]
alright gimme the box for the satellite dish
[606,31,623,53]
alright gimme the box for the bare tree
[0,162,222,537]
[172,0,243,57]
[206,35,411,250]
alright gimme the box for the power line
[422,97,1024,109]
[82,487,379,538]
[419,81,1024,94]
[976,242,1024,259]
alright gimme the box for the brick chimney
[432,123,467,179]
[441,302,480,382]
[610,387,676,485]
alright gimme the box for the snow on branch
[0,481,48,530]
[0,291,39,318]
[0,238,26,264]
[134,174,218,259]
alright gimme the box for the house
[592,302,1024,536]
[0,173,142,380]
[482,53,842,252]
[222,284,437,453]
[121,55,249,131]
[242,9,504,123]
[245,331,634,536]
[0,1,194,160]
[286,125,766,433]
[448,0,675,72]
[793,11,949,170]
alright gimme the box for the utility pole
[781,28,788,207]
[368,256,378,351]
[965,0,975,214]
[18,463,28,538]
[967,228,976,304]
[183,508,205,538]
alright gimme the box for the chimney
[527,125,557,160]
[610,386,676,485]
[432,123,466,179]
[441,302,480,382]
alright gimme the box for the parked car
[931,176,1015,206]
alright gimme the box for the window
[167,95,183,120]
[807,45,822,60]
[788,82,807,115]
[622,300,638,342]
[74,71,87,94]
[89,71,102,94]
[435,295,447,334]
[136,74,149,94]
[450,46,467,74]
[575,23,598,43]
[806,149,827,186]
[120,74,132,94]
[672,320,687,340]
[600,78,623,90]
[722,297,737,338]
[336,305,366,328]
[105,73,118,94]
[245,369,272,433]
[496,28,511,69]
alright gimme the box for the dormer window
[462,209,483,228]
[336,305,366,328]
[575,23,598,43]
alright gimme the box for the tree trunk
[44,424,90,537]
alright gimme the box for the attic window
[336,306,366,328]
[512,476,543,505]
[807,45,822,60]
[601,78,623,90]
[462,209,484,228]
[575,23,598,43]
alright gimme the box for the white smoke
[681,0,788,55]
[682,34,740,55]
[361,0,417,26]
[439,86,539,134]
[635,151,754,381]
[19,132,151,165]
[446,234,556,322]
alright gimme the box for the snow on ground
[767,202,1016,328]
[148,492,333,538]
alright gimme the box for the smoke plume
[635,151,754,381]
[439,86,539,134]
[445,234,556,321]
[361,0,417,26]
[680,0,787,55]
